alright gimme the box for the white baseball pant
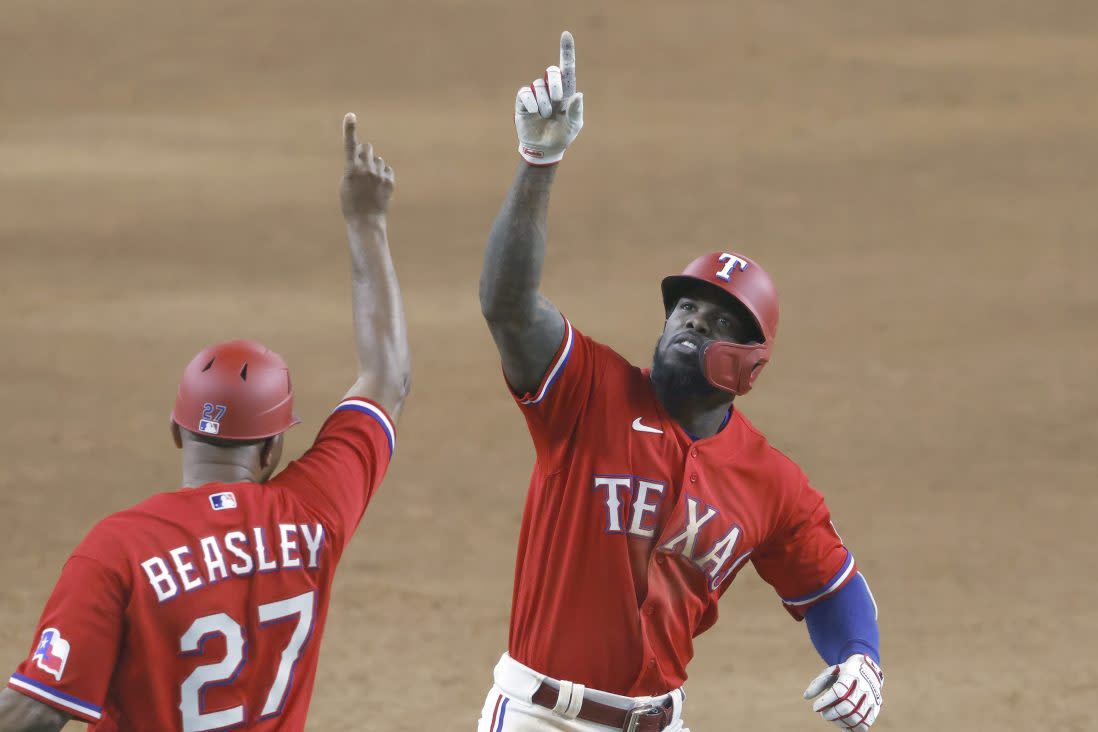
[477,653,689,732]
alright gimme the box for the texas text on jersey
[507,319,854,696]
[7,397,395,732]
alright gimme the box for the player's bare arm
[481,166,566,394]
[341,112,412,420]
[480,31,583,395]
[0,688,68,732]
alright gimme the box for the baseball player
[0,113,409,732]
[477,33,883,732]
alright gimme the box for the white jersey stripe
[782,552,856,607]
[334,399,396,455]
[8,675,102,720]
[520,319,575,406]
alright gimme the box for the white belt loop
[566,683,585,718]
[552,680,586,719]
[551,680,573,715]
[671,688,684,721]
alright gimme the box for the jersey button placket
[689,473,698,484]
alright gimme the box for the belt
[531,681,675,732]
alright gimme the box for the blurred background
[2,1,1095,729]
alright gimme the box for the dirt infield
[2,1,1095,729]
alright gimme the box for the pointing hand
[340,113,395,219]
[513,31,584,166]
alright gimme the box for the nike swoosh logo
[632,418,663,434]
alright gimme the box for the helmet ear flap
[702,341,769,396]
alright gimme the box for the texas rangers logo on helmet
[715,253,749,281]
[32,628,70,681]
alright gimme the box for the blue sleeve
[803,572,880,665]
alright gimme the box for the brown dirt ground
[2,1,1096,730]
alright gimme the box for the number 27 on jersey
[179,590,316,732]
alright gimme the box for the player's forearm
[0,689,69,732]
[346,213,411,420]
[803,573,880,665]
[479,162,558,325]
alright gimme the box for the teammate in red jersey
[476,33,884,732]
[0,113,410,732]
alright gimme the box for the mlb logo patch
[210,492,237,511]
[198,419,221,435]
[32,628,70,681]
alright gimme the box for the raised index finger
[343,113,357,167]
[559,31,576,98]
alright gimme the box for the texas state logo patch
[32,628,70,681]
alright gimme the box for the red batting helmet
[661,252,779,396]
[171,340,300,441]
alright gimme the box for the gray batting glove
[514,31,584,165]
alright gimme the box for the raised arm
[481,165,565,394]
[479,31,584,395]
[340,113,411,421]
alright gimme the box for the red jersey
[507,319,854,695]
[7,397,395,731]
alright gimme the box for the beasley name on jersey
[140,520,327,602]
